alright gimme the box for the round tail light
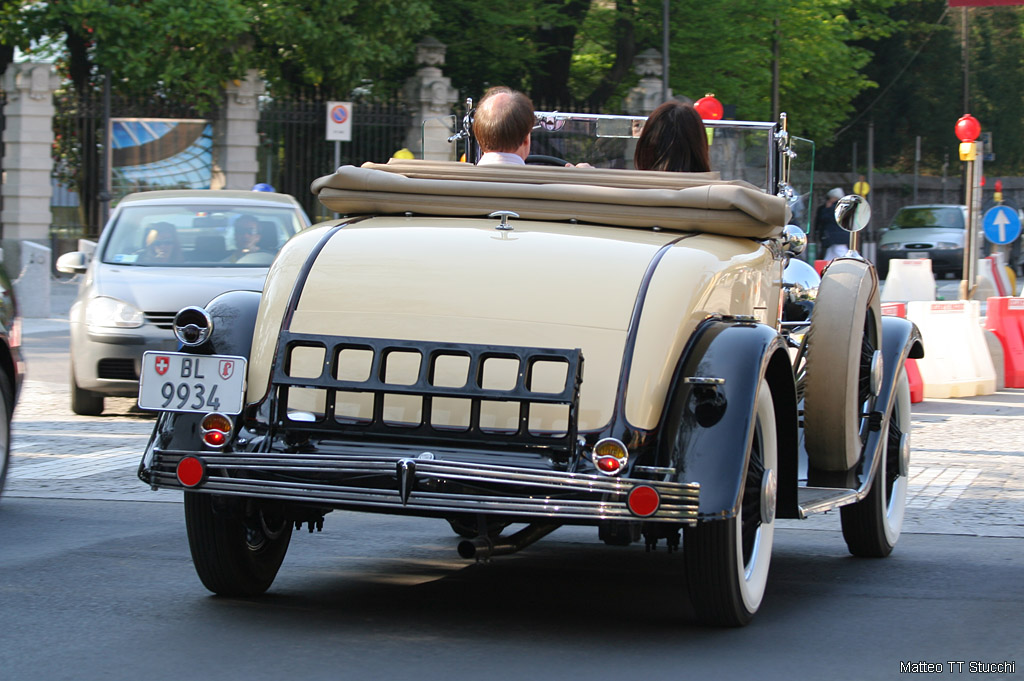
[592,437,628,476]
[200,412,233,449]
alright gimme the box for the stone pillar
[1,62,60,241]
[625,49,671,116]
[403,37,460,162]
[1,62,61,317]
[212,69,265,190]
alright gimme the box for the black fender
[658,319,799,521]
[197,289,263,357]
[138,290,263,484]
[848,315,923,493]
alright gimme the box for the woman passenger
[633,101,711,173]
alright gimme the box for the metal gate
[258,97,412,222]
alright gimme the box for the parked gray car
[876,204,967,280]
[56,190,310,415]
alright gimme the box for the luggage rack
[268,332,585,458]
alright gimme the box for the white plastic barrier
[907,300,996,398]
[881,258,936,302]
[977,254,1011,299]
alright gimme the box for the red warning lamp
[955,114,981,143]
[995,179,1003,193]
[694,94,724,121]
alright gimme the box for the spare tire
[803,258,881,472]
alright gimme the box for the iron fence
[258,97,412,222]
[51,89,211,238]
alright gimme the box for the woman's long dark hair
[633,101,711,173]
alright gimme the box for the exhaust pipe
[457,523,559,560]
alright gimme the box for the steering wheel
[525,154,570,167]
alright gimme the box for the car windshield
[889,207,965,230]
[423,111,815,231]
[100,204,304,267]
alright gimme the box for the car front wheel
[841,369,911,557]
[684,378,778,626]
[0,368,12,499]
[184,492,292,596]
[70,363,104,416]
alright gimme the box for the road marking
[907,466,982,510]
[9,448,141,480]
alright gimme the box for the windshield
[889,206,965,230]
[100,204,304,267]
[425,110,813,224]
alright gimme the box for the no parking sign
[326,101,352,141]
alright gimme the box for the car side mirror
[56,251,89,274]
[835,194,871,233]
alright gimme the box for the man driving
[474,86,535,165]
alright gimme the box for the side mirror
[835,194,871,233]
[780,224,807,257]
[56,251,89,274]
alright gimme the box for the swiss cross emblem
[154,356,169,376]
[219,360,234,380]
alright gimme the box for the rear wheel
[684,378,778,627]
[184,492,292,596]
[70,363,104,416]
[841,370,911,557]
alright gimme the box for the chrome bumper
[144,447,700,524]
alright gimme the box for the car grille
[97,358,138,380]
[144,311,177,329]
[903,242,934,249]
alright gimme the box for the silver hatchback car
[56,190,310,415]
[875,204,968,280]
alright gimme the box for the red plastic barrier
[985,297,1024,388]
[881,302,925,402]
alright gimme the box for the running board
[797,486,861,519]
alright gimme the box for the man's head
[826,187,844,205]
[474,86,535,159]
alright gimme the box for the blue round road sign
[983,205,1022,245]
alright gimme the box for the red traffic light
[995,179,1003,193]
[955,114,981,143]
[694,94,724,121]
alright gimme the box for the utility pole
[771,17,780,121]
[661,0,670,103]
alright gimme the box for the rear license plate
[907,251,929,259]
[139,351,247,414]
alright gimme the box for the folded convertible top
[312,158,789,239]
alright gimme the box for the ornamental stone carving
[3,62,60,102]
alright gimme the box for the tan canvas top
[312,159,789,239]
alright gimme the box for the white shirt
[477,152,525,166]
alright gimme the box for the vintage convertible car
[137,110,923,626]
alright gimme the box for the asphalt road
[0,496,1020,681]
[3,303,1022,680]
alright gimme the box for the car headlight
[86,296,144,329]
[878,243,902,251]
[933,242,961,250]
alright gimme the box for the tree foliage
[3,0,1024,173]
[4,0,434,107]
